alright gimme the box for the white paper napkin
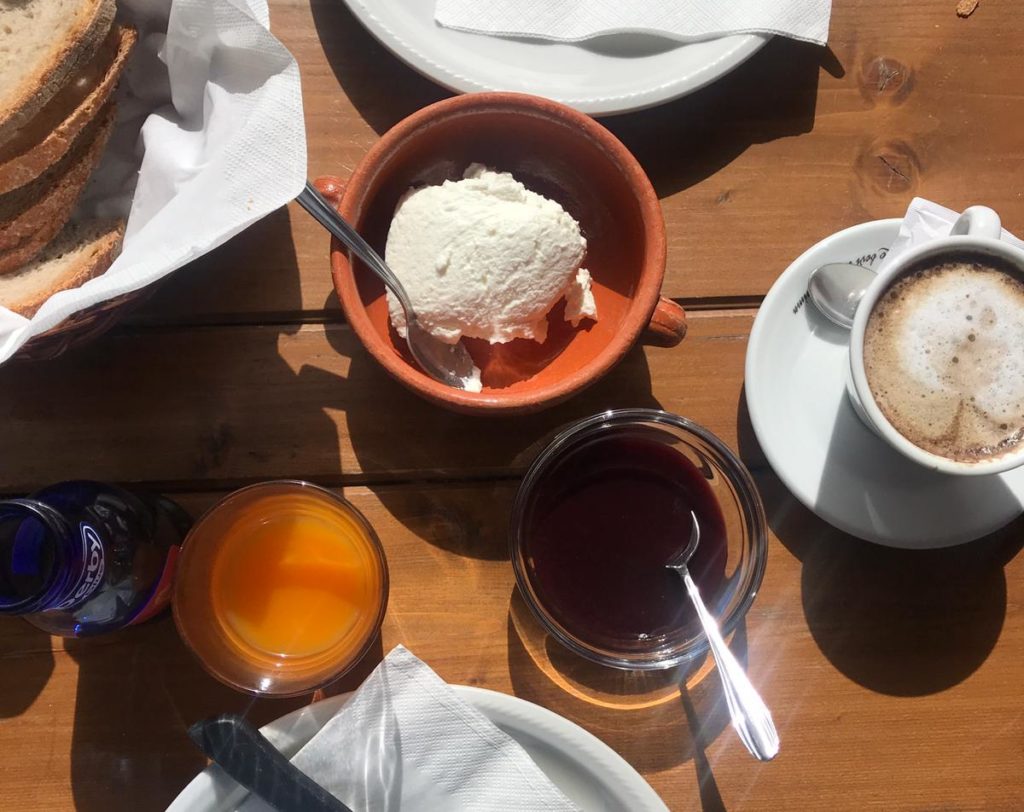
[878,198,1024,272]
[0,0,306,363]
[238,646,580,812]
[435,0,832,47]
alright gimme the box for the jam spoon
[666,511,780,761]
[297,181,480,391]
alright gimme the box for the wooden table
[2,2,1023,809]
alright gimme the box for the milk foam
[863,257,1024,461]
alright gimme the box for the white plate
[745,219,1024,549]
[168,685,668,811]
[341,0,768,116]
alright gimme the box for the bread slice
[0,0,116,148]
[0,102,115,275]
[0,25,136,195]
[0,218,123,317]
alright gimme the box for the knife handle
[188,714,353,812]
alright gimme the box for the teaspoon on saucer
[297,181,480,391]
[666,511,779,762]
[807,262,877,329]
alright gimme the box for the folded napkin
[239,646,580,812]
[435,0,832,47]
[879,198,1024,271]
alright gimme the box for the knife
[188,714,353,812]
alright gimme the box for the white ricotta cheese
[384,164,596,345]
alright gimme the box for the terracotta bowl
[318,92,685,415]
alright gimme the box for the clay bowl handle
[644,296,687,346]
[312,176,346,208]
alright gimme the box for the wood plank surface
[136,0,1024,324]
[4,1,1024,811]
[1,481,1021,811]
[0,312,758,494]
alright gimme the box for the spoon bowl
[665,510,701,572]
[807,261,877,329]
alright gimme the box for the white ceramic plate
[341,0,768,116]
[168,686,668,811]
[745,219,1024,549]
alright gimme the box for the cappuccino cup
[848,206,1024,476]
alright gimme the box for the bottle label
[127,544,181,626]
[53,523,106,610]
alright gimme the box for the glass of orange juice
[173,481,388,696]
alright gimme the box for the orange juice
[213,498,380,657]
[173,482,388,696]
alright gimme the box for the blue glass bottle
[0,481,190,637]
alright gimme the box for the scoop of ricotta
[384,164,596,345]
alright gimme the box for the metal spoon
[666,511,780,761]
[297,181,479,391]
[806,262,877,329]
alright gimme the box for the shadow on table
[506,587,739,791]
[309,0,451,137]
[135,207,315,324]
[49,206,353,808]
[309,0,839,198]
[734,383,765,471]
[606,38,839,199]
[736,381,1021,697]
[136,206,344,487]
[65,617,385,812]
[605,39,843,199]
[737,379,1020,697]
[0,619,54,720]
[0,204,348,499]
[778,480,1018,696]
[339,321,665,559]
[65,620,275,811]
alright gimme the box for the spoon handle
[297,180,477,391]
[682,571,780,761]
[296,181,416,317]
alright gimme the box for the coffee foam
[863,256,1024,462]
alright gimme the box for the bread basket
[13,285,154,361]
[0,0,305,365]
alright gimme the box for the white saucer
[167,686,667,812]
[745,219,1024,549]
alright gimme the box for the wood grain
[0,312,757,494]
[135,0,1024,325]
[1,480,1021,811]
[4,1,1024,810]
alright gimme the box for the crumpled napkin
[0,0,306,363]
[238,646,580,812]
[878,197,1024,272]
[435,0,832,47]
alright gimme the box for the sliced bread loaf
[0,25,136,195]
[0,0,116,147]
[0,101,115,275]
[0,218,123,318]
